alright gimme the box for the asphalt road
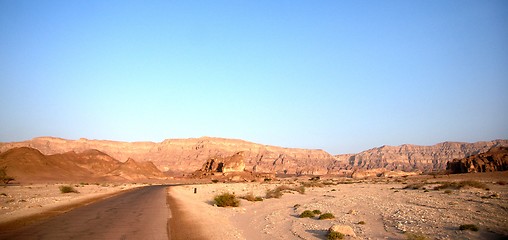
[0,185,170,240]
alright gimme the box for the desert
[1,138,507,239]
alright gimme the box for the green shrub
[318,213,335,220]
[312,209,322,215]
[59,185,79,193]
[299,210,315,218]
[459,224,479,231]
[327,231,344,240]
[214,193,240,207]
[405,232,428,240]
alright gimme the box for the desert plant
[318,213,335,220]
[59,185,79,193]
[299,210,316,218]
[405,232,428,240]
[357,221,366,225]
[496,180,507,185]
[241,192,263,202]
[403,183,425,190]
[0,167,14,184]
[327,231,344,240]
[459,224,479,231]
[312,209,322,215]
[444,189,453,194]
[266,185,305,199]
[301,181,325,188]
[434,181,488,190]
[211,179,219,183]
[214,193,240,207]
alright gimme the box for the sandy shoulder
[169,175,508,240]
[0,183,146,229]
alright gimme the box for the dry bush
[434,180,488,190]
[459,224,479,231]
[405,232,428,240]
[214,192,240,207]
[59,185,79,193]
[241,192,263,202]
[318,213,335,220]
[327,231,344,240]
[299,210,315,218]
[266,185,305,199]
[403,183,426,190]
[301,181,325,188]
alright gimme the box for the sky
[1,1,507,154]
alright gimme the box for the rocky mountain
[0,137,337,175]
[1,137,507,175]
[0,147,166,182]
[335,140,508,172]
[447,146,508,173]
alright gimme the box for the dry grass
[434,180,488,190]
[214,192,240,207]
[240,192,263,202]
[266,185,305,199]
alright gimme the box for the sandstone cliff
[335,140,508,172]
[0,137,337,175]
[447,146,508,173]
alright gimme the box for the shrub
[59,185,79,193]
[444,189,453,194]
[241,192,263,202]
[214,193,240,207]
[405,232,428,240]
[403,183,425,190]
[299,210,315,218]
[301,181,325,188]
[266,185,305,199]
[434,181,488,190]
[0,167,15,184]
[312,209,322,215]
[211,179,219,183]
[357,221,366,225]
[318,213,335,220]
[496,180,507,185]
[327,231,344,240]
[459,224,479,231]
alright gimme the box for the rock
[336,140,508,172]
[329,225,356,238]
[446,146,508,173]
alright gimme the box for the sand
[168,173,508,240]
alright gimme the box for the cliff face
[0,137,337,175]
[335,140,508,172]
[2,137,507,175]
[447,146,508,173]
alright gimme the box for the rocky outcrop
[335,140,508,172]
[0,147,166,182]
[0,137,337,175]
[200,152,246,173]
[446,146,508,173]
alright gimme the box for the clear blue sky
[1,1,507,154]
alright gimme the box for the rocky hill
[1,137,507,175]
[335,140,508,172]
[447,146,508,173]
[0,147,166,182]
[0,137,337,175]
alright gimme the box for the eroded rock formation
[335,140,508,172]
[200,152,246,173]
[446,146,508,173]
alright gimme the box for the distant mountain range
[1,137,507,176]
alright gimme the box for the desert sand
[169,172,508,240]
